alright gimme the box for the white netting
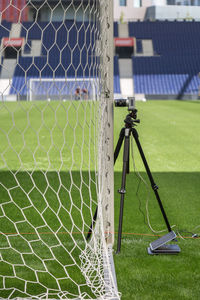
[0,1,119,299]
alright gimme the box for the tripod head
[125,100,140,128]
[114,96,140,127]
[124,109,140,128]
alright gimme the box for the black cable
[177,230,199,239]
[134,172,147,226]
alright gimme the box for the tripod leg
[114,127,129,174]
[116,128,130,254]
[131,128,172,232]
[86,206,98,241]
[126,140,130,174]
[114,128,125,164]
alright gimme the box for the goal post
[0,0,119,299]
[28,78,97,101]
[100,0,115,247]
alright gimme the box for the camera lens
[114,99,127,107]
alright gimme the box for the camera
[114,97,135,111]
[114,98,128,107]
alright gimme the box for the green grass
[0,100,200,299]
[0,101,99,299]
[114,101,200,300]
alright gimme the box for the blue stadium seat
[114,56,121,94]
[0,21,11,39]
[129,21,200,96]
[114,22,118,37]
[9,21,121,96]
[136,39,143,54]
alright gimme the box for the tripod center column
[125,128,130,137]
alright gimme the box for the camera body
[114,97,135,111]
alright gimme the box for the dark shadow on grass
[114,172,200,300]
[1,170,200,298]
[114,171,200,238]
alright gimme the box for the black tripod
[114,108,173,254]
[87,107,180,255]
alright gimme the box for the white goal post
[28,78,97,101]
[0,0,119,299]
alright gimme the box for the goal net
[0,1,119,299]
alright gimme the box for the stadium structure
[0,0,199,100]
[0,0,101,101]
[114,20,200,100]
[113,0,200,100]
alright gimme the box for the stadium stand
[9,21,100,98]
[0,21,12,77]
[3,20,200,99]
[7,20,121,98]
[129,20,200,99]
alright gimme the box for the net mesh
[0,1,118,299]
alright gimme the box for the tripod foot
[147,244,181,255]
[148,231,181,255]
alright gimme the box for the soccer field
[0,100,200,299]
